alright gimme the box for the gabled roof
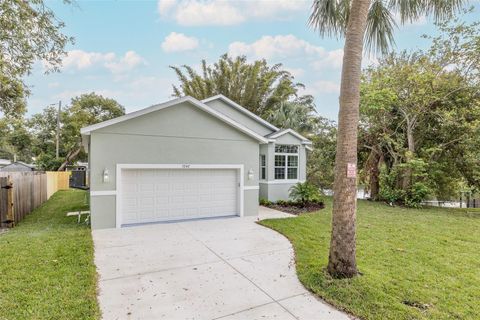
[266,129,312,145]
[202,95,279,132]
[0,162,35,171]
[80,96,269,144]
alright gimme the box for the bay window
[274,144,298,180]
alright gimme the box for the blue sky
[27,0,480,120]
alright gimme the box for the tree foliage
[266,97,318,135]
[170,54,310,118]
[307,117,337,190]
[359,51,480,205]
[310,0,465,54]
[0,0,72,116]
[27,93,125,171]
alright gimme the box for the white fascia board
[193,98,269,144]
[80,96,268,144]
[202,94,279,131]
[305,145,313,151]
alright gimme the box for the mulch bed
[267,202,324,215]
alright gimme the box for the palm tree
[309,0,465,278]
[170,54,308,118]
[266,97,317,135]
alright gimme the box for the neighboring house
[0,162,35,172]
[0,159,11,169]
[81,95,312,229]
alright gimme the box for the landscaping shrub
[379,159,432,207]
[259,198,272,206]
[289,182,322,204]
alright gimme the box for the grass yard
[0,190,99,320]
[260,198,480,320]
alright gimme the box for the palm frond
[365,0,397,55]
[309,0,351,38]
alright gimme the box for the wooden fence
[0,171,71,227]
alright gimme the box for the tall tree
[170,54,310,118]
[30,93,125,171]
[0,0,72,116]
[58,93,125,171]
[266,96,317,135]
[359,52,480,205]
[309,0,465,278]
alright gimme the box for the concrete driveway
[93,207,351,320]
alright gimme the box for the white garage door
[119,168,238,225]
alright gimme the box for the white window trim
[259,180,305,185]
[274,145,299,180]
[115,164,244,228]
[260,155,267,181]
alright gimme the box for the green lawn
[0,190,99,320]
[260,198,480,320]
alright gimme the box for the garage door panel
[120,168,239,225]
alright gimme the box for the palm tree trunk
[327,0,371,278]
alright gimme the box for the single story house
[0,161,35,172]
[81,95,312,229]
[0,159,11,168]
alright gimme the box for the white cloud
[283,67,305,78]
[310,49,344,70]
[161,32,199,52]
[157,0,176,16]
[61,50,115,70]
[228,34,346,73]
[313,80,340,94]
[157,0,308,26]
[174,1,244,26]
[228,35,326,60]
[301,80,341,96]
[105,51,145,74]
[60,50,145,74]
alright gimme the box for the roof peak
[201,95,279,132]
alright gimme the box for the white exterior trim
[259,180,305,185]
[90,190,117,196]
[243,186,260,190]
[202,94,279,131]
[81,96,268,144]
[115,164,245,228]
[268,128,312,144]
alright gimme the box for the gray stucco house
[81,95,312,229]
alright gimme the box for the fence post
[6,176,14,227]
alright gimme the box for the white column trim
[90,190,117,196]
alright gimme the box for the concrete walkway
[93,207,351,320]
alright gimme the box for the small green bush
[259,198,272,206]
[289,182,322,204]
[379,159,432,207]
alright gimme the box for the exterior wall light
[103,168,109,183]
[248,168,254,180]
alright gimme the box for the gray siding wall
[260,182,298,202]
[204,99,274,136]
[89,101,260,229]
